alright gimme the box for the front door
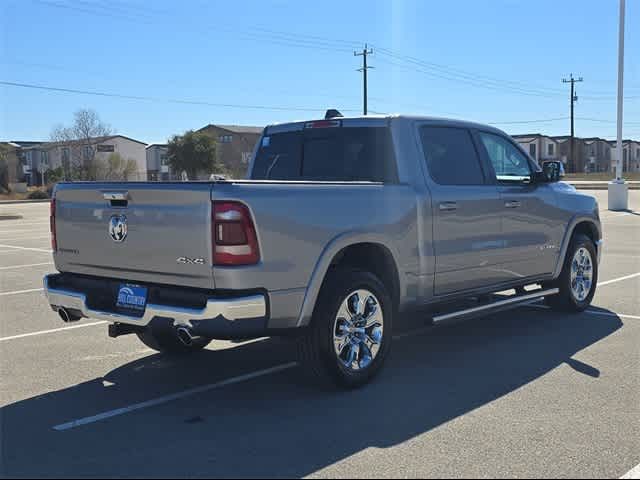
[475,131,564,279]
[418,125,507,296]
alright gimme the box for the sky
[1,0,639,144]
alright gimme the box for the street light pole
[608,0,628,210]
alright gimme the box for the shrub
[28,190,49,199]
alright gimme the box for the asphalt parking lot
[0,190,638,479]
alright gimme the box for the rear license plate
[116,284,148,312]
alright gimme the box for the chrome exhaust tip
[176,326,195,346]
[57,307,81,323]
[58,307,72,323]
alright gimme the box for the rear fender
[296,231,404,327]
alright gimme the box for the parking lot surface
[0,190,638,478]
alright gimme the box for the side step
[432,288,559,324]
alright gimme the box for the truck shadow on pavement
[1,308,623,477]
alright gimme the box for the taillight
[212,201,260,266]
[50,197,57,252]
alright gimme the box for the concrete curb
[0,199,50,205]
[570,183,640,190]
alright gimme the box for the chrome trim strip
[43,275,266,327]
[432,288,559,323]
[102,191,129,200]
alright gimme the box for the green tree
[167,130,223,180]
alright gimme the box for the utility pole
[354,44,374,115]
[562,73,583,173]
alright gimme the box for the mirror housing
[538,161,562,183]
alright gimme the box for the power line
[0,80,363,114]
[31,1,640,102]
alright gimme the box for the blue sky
[1,0,639,143]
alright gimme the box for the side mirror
[541,161,562,183]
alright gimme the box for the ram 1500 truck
[44,114,602,388]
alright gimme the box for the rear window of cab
[251,126,398,183]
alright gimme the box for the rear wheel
[546,233,598,312]
[136,328,210,354]
[297,268,393,389]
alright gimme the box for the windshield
[251,127,397,182]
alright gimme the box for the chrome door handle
[439,202,458,211]
[505,200,521,208]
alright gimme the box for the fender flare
[295,231,404,327]
[552,214,602,279]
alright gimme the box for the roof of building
[145,143,168,149]
[10,135,148,149]
[200,124,264,135]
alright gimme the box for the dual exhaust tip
[176,326,200,347]
[57,307,199,347]
[57,307,82,323]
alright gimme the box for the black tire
[297,268,394,389]
[546,233,598,312]
[136,328,210,354]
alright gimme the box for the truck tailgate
[53,182,214,289]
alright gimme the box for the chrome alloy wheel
[332,289,384,372]
[570,247,593,302]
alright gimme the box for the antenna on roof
[325,109,344,120]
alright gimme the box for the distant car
[44,113,602,388]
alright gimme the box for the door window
[419,126,485,185]
[478,132,532,183]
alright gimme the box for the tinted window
[419,126,484,185]
[251,131,302,180]
[478,132,532,181]
[251,127,397,182]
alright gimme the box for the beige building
[197,124,263,178]
[512,134,560,164]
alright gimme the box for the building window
[83,145,92,159]
[41,150,48,165]
[548,143,554,156]
[62,147,70,162]
[219,135,233,143]
[637,148,640,159]
[529,144,536,158]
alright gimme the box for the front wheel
[297,268,393,389]
[546,234,598,312]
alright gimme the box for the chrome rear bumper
[43,274,266,329]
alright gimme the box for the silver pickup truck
[44,114,602,388]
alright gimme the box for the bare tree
[94,153,138,180]
[50,109,113,180]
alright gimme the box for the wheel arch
[296,233,404,328]
[552,215,602,279]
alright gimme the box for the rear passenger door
[419,125,508,296]
[475,131,563,279]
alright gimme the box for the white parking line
[0,262,53,270]
[0,287,44,296]
[0,322,107,342]
[52,362,299,431]
[0,244,51,253]
[599,272,640,286]
[621,463,640,479]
